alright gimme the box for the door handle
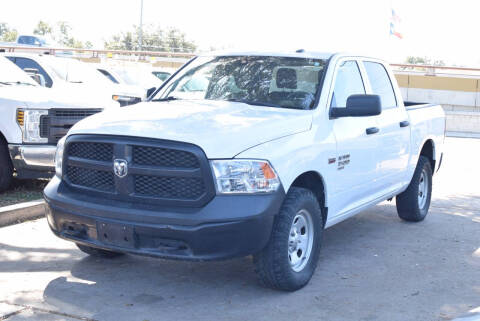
[399,120,410,127]
[366,127,379,135]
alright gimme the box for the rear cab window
[363,61,397,108]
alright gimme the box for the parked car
[0,56,117,191]
[44,51,445,291]
[96,64,163,97]
[4,53,143,106]
[15,34,56,47]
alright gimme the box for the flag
[390,8,403,39]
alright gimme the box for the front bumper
[8,144,56,179]
[44,177,285,260]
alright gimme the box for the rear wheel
[254,187,323,291]
[0,140,13,193]
[76,243,125,258]
[396,156,433,222]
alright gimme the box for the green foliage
[405,56,445,66]
[33,21,52,36]
[0,22,18,42]
[104,25,196,53]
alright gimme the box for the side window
[14,58,53,88]
[330,61,365,108]
[363,62,397,108]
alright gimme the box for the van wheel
[396,156,432,222]
[0,140,13,193]
[254,187,323,291]
[76,243,125,258]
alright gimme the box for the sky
[2,0,480,66]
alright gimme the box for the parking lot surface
[0,137,479,321]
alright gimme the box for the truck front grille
[39,109,103,144]
[67,166,114,192]
[69,142,113,162]
[132,146,199,168]
[63,135,215,207]
[134,175,205,199]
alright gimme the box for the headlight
[210,159,280,194]
[112,95,139,104]
[55,136,66,178]
[17,109,48,143]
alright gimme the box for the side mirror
[330,94,382,118]
[146,87,156,99]
[24,68,46,86]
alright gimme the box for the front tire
[396,155,433,222]
[76,243,125,258]
[254,187,323,291]
[0,140,13,193]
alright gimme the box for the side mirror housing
[330,94,382,118]
[146,87,156,99]
[23,68,46,86]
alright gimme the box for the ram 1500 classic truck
[44,52,445,291]
[0,56,118,191]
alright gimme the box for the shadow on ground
[28,195,480,321]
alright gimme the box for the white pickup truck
[44,51,445,291]
[0,56,118,191]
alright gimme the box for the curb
[0,199,45,227]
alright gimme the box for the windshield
[153,56,327,109]
[0,56,37,86]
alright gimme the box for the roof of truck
[199,50,335,60]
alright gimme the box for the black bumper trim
[44,177,285,260]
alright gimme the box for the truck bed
[404,101,438,110]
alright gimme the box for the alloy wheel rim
[288,209,314,272]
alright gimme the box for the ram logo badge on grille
[113,159,128,178]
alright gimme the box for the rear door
[361,60,410,194]
[329,59,382,218]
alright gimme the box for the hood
[69,100,313,158]
[0,85,118,110]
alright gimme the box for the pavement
[0,137,479,321]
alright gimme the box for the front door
[328,60,382,218]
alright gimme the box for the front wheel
[396,155,433,222]
[0,140,13,193]
[254,187,323,291]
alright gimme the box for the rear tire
[254,187,323,291]
[76,243,125,258]
[396,155,432,222]
[0,140,13,193]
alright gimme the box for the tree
[104,25,196,53]
[0,22,18,42]
[53,21,87,49]
[33,21,52,36]
[405,56,445,66]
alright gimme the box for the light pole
[139,0,143,51]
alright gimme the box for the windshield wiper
[0,81,35,86]
[152,96,182,102]
[225,98,281,108]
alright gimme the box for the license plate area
[97,221,135,249]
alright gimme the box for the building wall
[394,72,480,136]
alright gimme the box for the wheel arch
[289,171,328,226]
[419,139,435,173]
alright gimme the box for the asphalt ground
[0,137,478,321]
